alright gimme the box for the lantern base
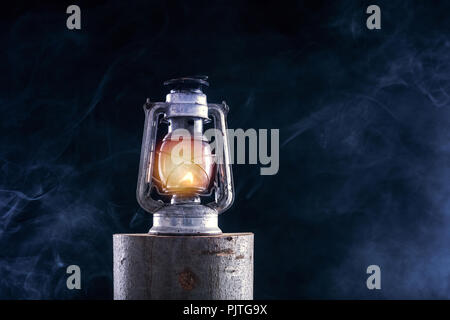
[149,204,221,235]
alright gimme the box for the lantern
[136,76,234,234]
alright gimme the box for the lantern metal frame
[136,77,234,235]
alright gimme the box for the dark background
[1,0,450,299]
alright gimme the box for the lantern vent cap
[164,75,209,93]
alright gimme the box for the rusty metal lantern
[136,76,234,234]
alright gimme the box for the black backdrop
[1,0,450,299]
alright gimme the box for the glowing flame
[180,172,194,184]
[155,135,214,195]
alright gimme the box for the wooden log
[113,233,254,300]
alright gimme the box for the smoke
[1,0,450,299]
[277,1,450,298]
[326,35,450,298]
[0,5,147,299]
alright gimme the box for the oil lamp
[136,76,234,234]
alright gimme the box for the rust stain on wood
[178,268,198,291]
[201,248,234,256]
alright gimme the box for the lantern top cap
[164,75,209,92]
